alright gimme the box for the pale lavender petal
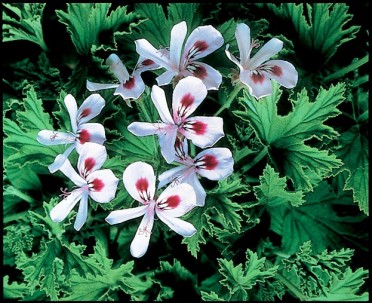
[225,44,243,70]
[77,142,107,177]
[240,70,272,99]
[156,183,196,217]
[86,80,119,92]
[135,39,173,71]
[75,123,106,153]
[87,169,119,203]
[248,38,283,69]
[130,204,155,258]
[151,85,173,124]
[128,121,170,136]
[156,211,197,237]
[185,61,222,90]
[105,205,148,225]
[77,94,105,126]
[157,165,188,189]
[183,172,207,207]
[158,126,178,164]
[195,148,234,180]
[73,191,89,231]
[50,189,83,223]
[172,76,207,122]
[106,53,130,82]
[262,59,298,88]
[156,70,177,86]
[114,74,145,101]
[170,21,187,70]
[180,116,224,148]
[37,130,75,146]
[134,56,161,73]
[57,155,86,186]
[123,162,156,203]
[183,25,224,62]
[235,23,251,68]
[64,94,78,133]
[48,144,76,174]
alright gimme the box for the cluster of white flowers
[37,22,297,258]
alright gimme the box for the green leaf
[218,249,279,301]
[56,3,139,55]
[234,82,344,191]
[200,290,225,301]
[254,164,305,207]
[258,3,360,65]
[3,276,29,300]
[269,181,368,255]
[2,3,48,51]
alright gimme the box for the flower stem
[323,55,368,82]
[214,84,244,116]
[240,146,268,173]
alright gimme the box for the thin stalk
[323,55,368,82]
[214,84,244,116]
[240,146,268,173]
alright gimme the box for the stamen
[50,131,58,141]
[59,187,71,199]
[251,38,260,49]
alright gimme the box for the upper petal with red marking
[114,72,145,101]
[77,142,107,177]
[106,53,130,83]
[248,38,283,70]
[76,94,105,126]
[87,169,119,203]
[240,70,273,99]
[262,59,298,89]
[123,161,156,203]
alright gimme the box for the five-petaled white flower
[135,21,224,90]
[37,94,106,173]
[86,53,160,107]
[225,23,298,99]
[127,76,224,164]
[105,161,197,258]
[158,137,234,206]
[50,142,119,231]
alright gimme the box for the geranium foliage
[3,3,369,301]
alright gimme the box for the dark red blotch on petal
[251,72,265,84]
[91,178,104,191]
[190,121,207,135]
[81,108,91,118]
[193,40,209,53]
[201,155,218,170]
[164,195,181,209]
[136,178,149,192]
[123,77,136,89]
[142,59,155,66]
[180,93,194,109]
[270,65,283,76]
[193,65,207,79]
[84,157,96,173]
[79,129,91,144]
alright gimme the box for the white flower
[127,76,224,164]
[225,23,298,99]
[37,94,106,173]
[87,53,160,107]
[50,143,119,231]
[158,138,234,206]
[105,161,197,258]
[135,21,224,89]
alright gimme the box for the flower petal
[106,53,130,83]
[76,94,105,126]
[128,121,171,136]
[183,25,224,62]
[75,123,106,153]
[114,72,145,101]
[194,148,234,180]
[105,205,148,225]
[240,70,272,99]
[86,80,119,92]
[183,173,206,207]
[248,38,283,69]
[73,191,89,231]
[235,23,251,68]
[225,44,242,70]
[175,137,191,163]
[156,211,196,237]
[172,76,207,122]
[77,142,107,177]
[130,204,155,258]
[57,155,86,186]
[134,56,161,73]
[158,165,188,189]
[64,94,78,133]
[123,161,156,203]
[262,59,298,88]
[156,183,196,217]
[87,169,119,203]
[48,144,76,174]
[156,70,177,86]
[185,61,223,90]
[158,126,178,164]
[151,85,173,123]
[169,21,187,70]
[181,116,224,148]
[37,130,75,146]
[50,189,83,223]
[135,39,173,71]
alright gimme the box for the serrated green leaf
[254,164,304,207]
[3,276,29,300]
[2,3,48,51]
[200,290,225,301]
[234,82,344,191]
[157,259,196,285]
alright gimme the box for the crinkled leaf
[200,290,225,301]
[3,276,29,300]
[254,164,305,207]
[2,3,48,51]
[234,82,344,191]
